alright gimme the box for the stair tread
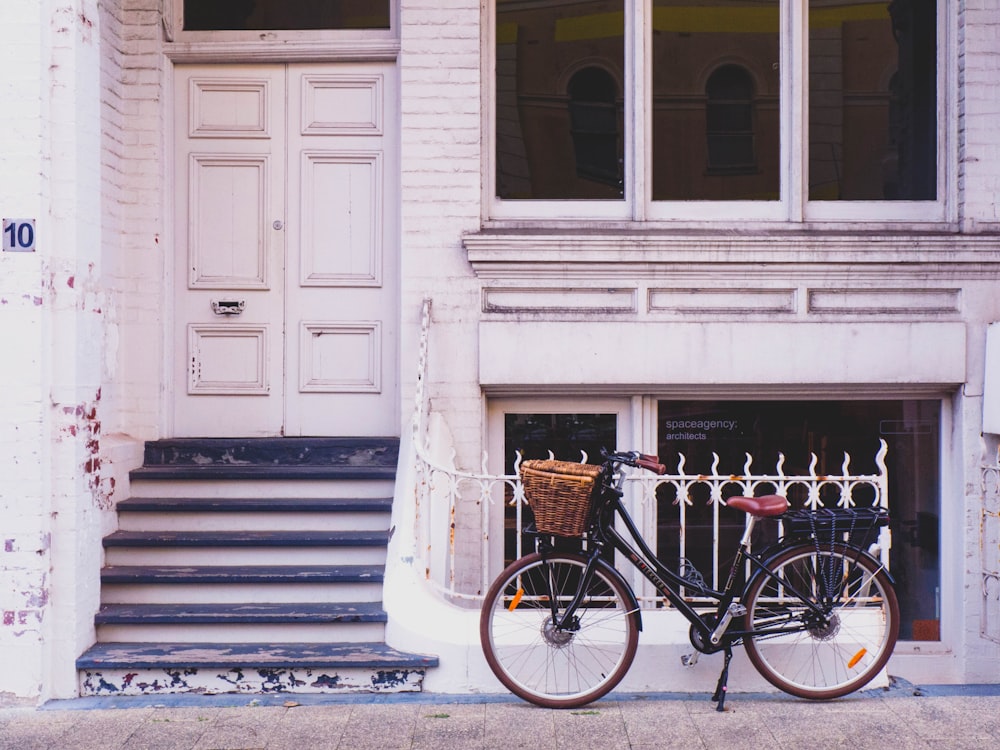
[95,601,386,624]
[142,437,399,468]
[77,641,438,670]
[130,465,396,481]
[101,564,384,584]
[116,496,392,512]
[103,529,390,547]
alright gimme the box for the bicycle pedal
[681,652,700,668]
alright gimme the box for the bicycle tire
[742,542,899,700]
[479,551,640,708]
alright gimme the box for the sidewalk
[2,682,1000,750]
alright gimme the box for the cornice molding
[163,40,400,64]
[463,230,1000,280]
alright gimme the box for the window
[568,68,623,193]
[657,399,941,641]
[492,0,943,222]
[167,0,396,45]
[501,412,618,568]
[491,396,942,642]
[488,398,631,571]
[182,0,390,30]
[705,65,759,177]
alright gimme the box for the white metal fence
[412,299,891,605]
[982,460,1000,643]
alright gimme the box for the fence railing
[411,298,891,605]
[982,459,1000,643]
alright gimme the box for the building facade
[2,0,1000,702]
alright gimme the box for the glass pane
[652,0,780,201]
[183,1,390,31]
[657,399,941,641]
[809,0,936,200]
[503,413,617,566]
[496,0,625,200]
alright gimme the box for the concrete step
[101,529,390,566]
[125,478,394,499]
[129,465,397,481]
[115,496,393,513]
[115,497,391,532]
[77,642,439,696]
[140,437,399,469]
[102,529,390,547]
[94,601,389,624]
[94,602,388,643]
[95,621,387,644]
[82,436,435,695]
[100,564,384,584]
[99,565,384,604]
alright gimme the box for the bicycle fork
[543,550,602,632]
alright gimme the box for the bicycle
[479,449,898,710]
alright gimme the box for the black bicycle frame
[547,482,830,644]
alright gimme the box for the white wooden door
[173,63,398,437]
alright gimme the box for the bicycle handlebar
[603,449,667,475]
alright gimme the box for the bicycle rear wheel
[742,543,899,700]
[479,551,639,708]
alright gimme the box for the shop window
[656,399,941,641]
[502,413,617,568]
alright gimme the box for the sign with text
[2,219,36,252]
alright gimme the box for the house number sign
[3,219,36,252]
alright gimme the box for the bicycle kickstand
[711,646,734,712]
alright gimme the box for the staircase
[76,438,437,696]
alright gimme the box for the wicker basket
[519,459,603,537]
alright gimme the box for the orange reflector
[508,588,525,611]
[847,648,867,669]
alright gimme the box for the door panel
[174,65,286,436]
[172,63,397,438]
[284,64,398,436]
[189,156,270,287]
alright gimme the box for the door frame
[163,53,401,438]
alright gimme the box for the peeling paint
[80,666,425,696]
[55,388,114,509]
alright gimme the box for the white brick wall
[960,4,1000,228]
[399,1,488,587]
[0,0,53,703]
[0,0,141,702]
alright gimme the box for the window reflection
[568,68,623,192]
[706,65,757,174]
[657,399,942,641]
[495,0,625,200]
[652,0,780,201]
[808,0,936,200]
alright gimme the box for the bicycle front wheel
[479,551,639,709]
[742,543,899,700]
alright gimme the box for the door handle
[211,300,246,316]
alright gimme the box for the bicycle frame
[542,466,834,649]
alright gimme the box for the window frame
[485,0,953,227]
[163,0,399,47]
[486,396,638,575]
[486,391,953,647]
